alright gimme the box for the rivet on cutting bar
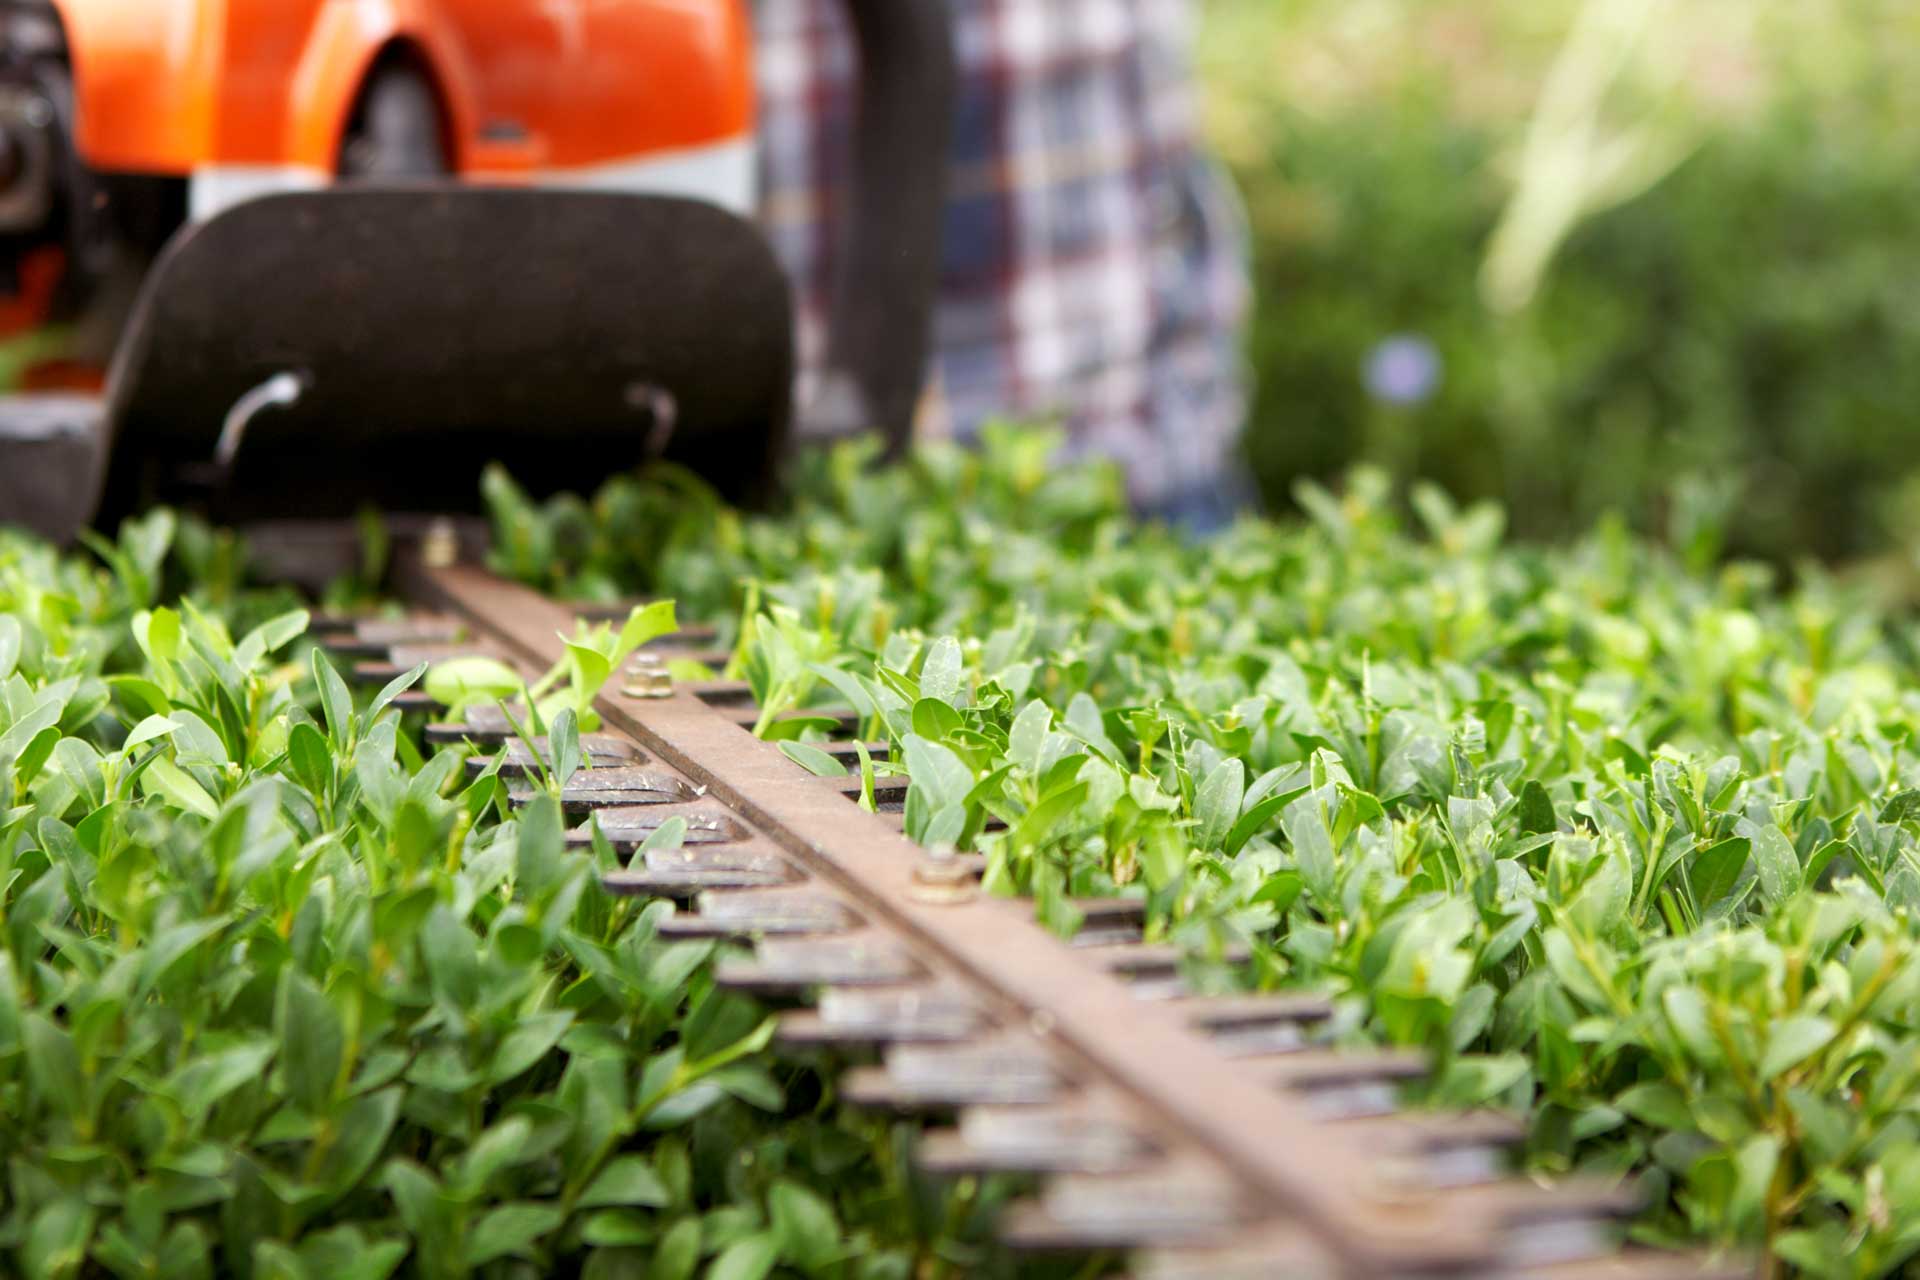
[421,517,460,569]
[624,670,675,700]
[910,850,978,905]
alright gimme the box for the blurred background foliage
[1199,0,1920,566]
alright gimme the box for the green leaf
[1616,1082,1696,1132]
[24,1197,94,1280]
[108,675,172,720]
[14,724,60,787]
[1688,836,1750,909]
[164,1039,277,1121]
[770,1179,841,1269]
[1750,823,1802,906]
[577,1156,671,1209]
[143,755,220,819]
[1661,986,1719,1066]
[22,1014,84,1121]
[466,1202,565,1266]
[516,792,566,896]
[1224,784,1302,856]
[1732,1134,1781,1230]
[420,904,483,1010]
[455,1117,535,1196]
[311,648,356,751]
[136,606,183,663]
[1517,779,1557,834]
[236,608,311,667]
[317,1087,403,1198]
[910,696,964,742]
[903,734,973,814]
[564,638,615,708]
[275,969,344,1114]
[1878,789,1920,824]
[425,656,523,710]
[920,636,964,707]
[708,1233,781,1280]
[652,1219,702,1280]
[124,713,178,751]
[612,600,678,666]
[287,721,332,795]
[779,740,849,778]
[550,708,583,791]
[0,614,19,680]
[1063,692,1119,763]
[490,1011,574,1083]
[1013,780,1088,852]
[1008,701,1052,771]
[363,662,429,730]
[1282,787,1338,901]
[1760,1015,1836,1079]
[1194,758,1245,851]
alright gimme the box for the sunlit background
[1199,0,1920,567]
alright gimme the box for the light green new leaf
[235,608,310,668]
[612,599,678,666]
[424,656,523,710]
[780,740,848,778]
[123,713,177,752]
[143,755,220,819]
[134,606,182,664]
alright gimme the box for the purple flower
[1363,334,1442,407]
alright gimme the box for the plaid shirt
[753,0,1251,509]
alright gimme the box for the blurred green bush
[1203,0,1920,564]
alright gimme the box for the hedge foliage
[491,431,1920,1276]
[0,512,1017,1279]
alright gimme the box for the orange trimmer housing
[61,0,756,215]
[0,0,757,350]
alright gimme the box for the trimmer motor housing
[0,0,956,545]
